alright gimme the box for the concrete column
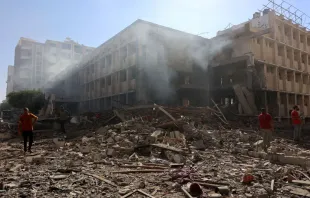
[283,46,287,67]
[296,29,301,49]
[293,71,296,92]
[290,27,293,45]
[298,51,302,71]
[294,94,297,106]
[281,23,285,42]
[277,91,281,118]
[283,70,287,90]
[260,37,265,60]
[290,49,294,69]
[264,91,268,112]
[301,95,305,114]
[308,75,310,94]
[274,42,278,64]
[286,93,290,118]
[300,74,303,94]
[275,67,279,91]
[306,54,309,73]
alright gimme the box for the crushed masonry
[1,105,310,197]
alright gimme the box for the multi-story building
[13,37,43,91]
[6,65,14,95]
[12,37,94,92]
[48,4,310,118]
[211,8,310,118]
[73,19,209,112]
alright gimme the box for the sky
[0,0,307,102]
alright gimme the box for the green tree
[0,100,12,111]
[7,90,45,114]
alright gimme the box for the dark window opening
[106,54,112,66]
[100,57,105,68]
[107,75,112,86]
[62,43,71,50]
[91,64,95,73]
[128,42,137,56]
[120,70,127,82]
[120,46,127,61]
[74,45,82,53]
[129,66,137,80]
[49,43,57,48]
[100,78,105,88]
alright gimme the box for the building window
[120,70,127,82]
[128,41,137,56]
[62,43,71,50]
[106,54,112,66]
[49,43,57,48]
[91,64,95,73]
[21,50,31,57]
[74,45,82,53]
[120,46,127,61]
[100,78,105,88]
[107,75,112,86]
[129,66,137,80]
[100,57,105,68]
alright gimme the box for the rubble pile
[1,105,310,197]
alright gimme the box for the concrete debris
[2,105,310,197]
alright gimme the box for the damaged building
[211,9,310,118]
[48,8,310,119]
[73,19,210,112]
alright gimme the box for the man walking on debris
[258,108,273,152]
[19,107,38,153]
[58,107,69,137]
[291,105,302,141]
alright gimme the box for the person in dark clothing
[19,107,38,153]
[58,107,69,136]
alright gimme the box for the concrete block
[192,140,205,150]
[107,137,115,143]
[79,146,91,154]
[106,149,116,157]
[25,155,44,164]
[279,156,307,166]
[208,193,222,198]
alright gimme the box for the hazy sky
[0,0,307,101]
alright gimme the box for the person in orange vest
[291,105,302,141]
[19,107,38,153]
[258,108,273,152]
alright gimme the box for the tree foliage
[7,90,45,113]
[0,100,12,111]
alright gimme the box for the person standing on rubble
[258,108,273,152]
[58,107,69,137]
[19,107,38,153]
[291,105,302,141]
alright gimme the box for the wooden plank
[121,190,137,198]
[137,189,156,198]
[151,143,185,154]
[271,179,275,191]
[292,180,310,185]
[82,172,117,187]
[181,187,194,198]
[112,169,166,174]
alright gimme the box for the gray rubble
[1,106,310,197]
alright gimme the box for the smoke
[189,35,233,71]
[137,24,232,103]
